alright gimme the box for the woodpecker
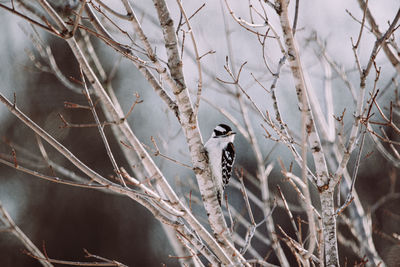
[205,124,236,206]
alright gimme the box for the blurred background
[0,0,399,266]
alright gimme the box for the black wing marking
[221,142,235,190]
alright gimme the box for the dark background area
[0,38,177,266]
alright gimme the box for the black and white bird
[205,124,236,206]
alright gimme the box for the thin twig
[0,154,112,190]
[0,3,60,36]
[354,0,369,49]
[92,0,133,20]
[277,186,302,243]
[80,67,127,187]
[0,201,53,267]
[24,248,127,266]
[176,0,203,119]
[148,137,193,169]
[71,0,85,36]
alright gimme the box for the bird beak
[229,131,236,135]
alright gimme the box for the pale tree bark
[274,0,338,265]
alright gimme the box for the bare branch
[0,201,53,267]
[80,67,127,187]
[176,0,203,118]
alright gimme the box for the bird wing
[221,142,235,190]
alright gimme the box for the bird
[204,124,236,206]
